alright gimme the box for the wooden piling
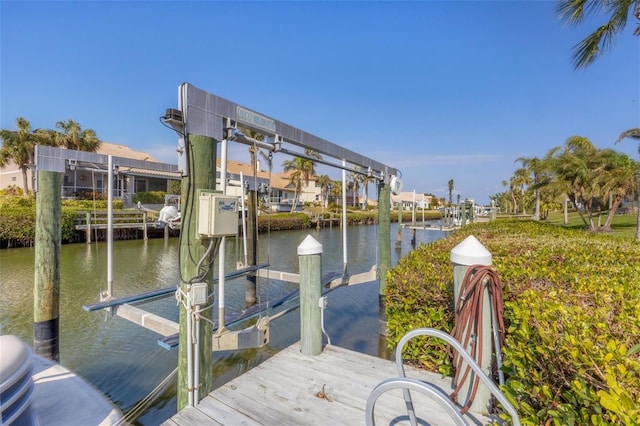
[298,235,323,356]
[245,188,258,305]
[143,212,148,240]
[85,212,91,244]
[34,170,62,362]
[178,134,216,410]
[377,181,391,336]
[450,235,493,413]
[396,200,403,245]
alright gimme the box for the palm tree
[281,149,320,211]
[349,172,364,208]
[511,167,531,216]
[598,150,638,229]
[616,128,640,155]
[556,0,640,69]
[55,119,101,152]
[616,127,640,240]
[502,178,518,214]
[515,156,545,220]
[447,179,454,206]
[330,179,343,206]
[0,117,37,195]
[316,174,332,207]
[360,174,371,210]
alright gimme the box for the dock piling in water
[298,234,323,355]
[34,170,62,362]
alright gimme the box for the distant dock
[163,342,496,425]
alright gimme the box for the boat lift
[77,84,401,409]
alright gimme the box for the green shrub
[62,199,123,209]
[0,195,35,209]
[0,207,36,247]
[257,213,311,232]
[0,186,27,196]
[133,191,166,204]
[386,220,640,425]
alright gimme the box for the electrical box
[198,193,239,238]
[190,282,208,305]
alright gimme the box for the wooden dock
[163,343,496,426]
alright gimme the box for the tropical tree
[0,117,37,195]
[330,179,342,206]
[546,136,603,229]
[511,166,532,216]
[55,119,101,152]
[281,149,320,211]
[598,149,638,229]
[556,0,640,69]
[360,174,371,210]
[616,127,640,155]
[316,174,332,207]
[514,156,550,220]
[616,127,640,240]
[502,178,518,214]
[447,179,454,206]
[349,172,367,208]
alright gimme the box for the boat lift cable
[114,366,178,426]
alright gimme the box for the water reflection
[0,222,449,424]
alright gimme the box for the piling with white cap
[450,235,493,413]
[298,234,323,355]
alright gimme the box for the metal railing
[365,328,520,426]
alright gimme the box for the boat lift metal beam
[175,83,399,180]
[82,263,270,312]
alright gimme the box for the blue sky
[1,1,638,204]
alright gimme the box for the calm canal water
[0,222,449,424]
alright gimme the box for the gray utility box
[198,192,239,238]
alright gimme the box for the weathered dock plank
[164,343,496,426]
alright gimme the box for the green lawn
[544,210,638,240]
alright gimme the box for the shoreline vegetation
[2,191,639,423]
[1,194,637,248]
[0,196,445,249]
[386,219,639,424]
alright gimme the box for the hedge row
[0,207,78,247]
[0,199,125,248]
[385,220,640,425]
[257,213,311,232]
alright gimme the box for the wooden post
[86,212,91,244]
[177,134,216,410]
[34,170,62,362]
[245,188,258,305]
[396,200,403,245]
[142,212,148,240]
[377,181,391,336]
[461,203,467,227]
[450,235,492,413]
[298,234,323,355]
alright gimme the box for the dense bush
[0,207,36,247]
[133,191,166,204]
[386,220,640,425]
[0,198,124,247]
[0,206,77,247]
[0,195,35,209]
[257,213,311,232]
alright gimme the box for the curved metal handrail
[388,328,520,426]
[365,377,467,426]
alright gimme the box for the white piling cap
[450,235,492,266]
[297,234,323,256]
